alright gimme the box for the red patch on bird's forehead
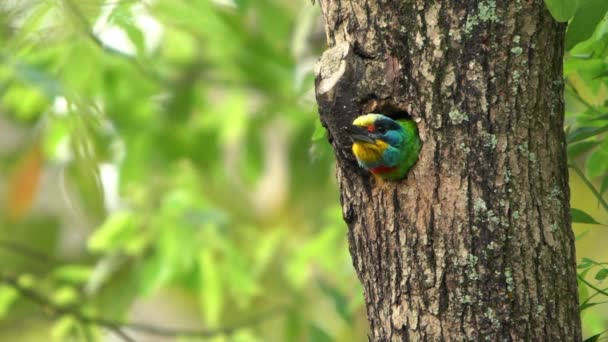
[367,125,375,133]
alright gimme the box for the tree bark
[314,1,581,341]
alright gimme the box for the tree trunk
[314,0,581,341]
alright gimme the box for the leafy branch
[0,240,285,341]
[0,273,135,342]
[578,274,608,298]
[61,0,162,82]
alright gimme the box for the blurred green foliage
[0,0,607,341]
[0,0,365,341]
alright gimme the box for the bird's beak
[346,125,375,143]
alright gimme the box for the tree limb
[0,241,285,340]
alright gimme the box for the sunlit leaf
[584,334,601,342]
[600,174,608,196]
[543,0,579,22]
[52,286,79,306]
[567,125,608,143]
[565,0,608,50]
[579,257,595,269]
[0,286,19,319]
[586,144,608,178]
[578,275,590,306]
[571,165,608,213]
[568,140,599,158]
[311,118,327,141]
[88,211,138,252]
[51,315,78,342]
[284,308,303,341]
[595,269,608,281]
[590,113,608,121]
[43,116,72,161]
[308,324,333,342]
[319,281,353,325]
[580,301,603,311]
[198,250,222,326]
[137,253,172,296]
[52,265,93,284]
[571,208,601,225]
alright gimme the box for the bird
[346,113,421,181]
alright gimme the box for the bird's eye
[376,126,386,134]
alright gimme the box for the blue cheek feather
[381,146,401,167]
[382,131,404,148]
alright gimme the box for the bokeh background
[0,0,606,341]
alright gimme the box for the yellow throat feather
[352,140,389,164]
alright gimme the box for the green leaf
[595,268,608,280]
[52,286,79,306]
[544,0,579,22]
[564,57,605,77]
[223,243,260,305]
[571,165,608,213]
[12,1,54,42]
[198,250,222,326]
[580,301,601,311]
[52,265,93,284]
[43,116,71,161]
[584,334,601,342]
[51,315,78,342]
[136,253,171,296]
[0,286,19,319]
[579,275,590,305]
[566,125,608,143]
[576,229,590,241]
[110,6,146,55]
[319,281,353,325]
[311,119,327,142]
[568,140,599,158]
[590,113,608,121]
[579,257,595,269]
[571,208,601,224]
[284,308,303,341]
[88,211,138,252]
[308,324,333,342]
[586,145,608,178]
[565,0,608,50]
[600,174,608,196]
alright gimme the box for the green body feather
[384,119,421,180]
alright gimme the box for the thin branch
[0,242,286,339]
[578,274,608,297]
[565,80,603,115]
[119,306,284,338]
[581,284,608,307]
[569,164,608,213]
[61,0,162,82]
[0,240,61,264]
[1,269,283,340]
[582,300,608,309]
[0,274,134,342]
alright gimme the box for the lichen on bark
[315,0,581,341]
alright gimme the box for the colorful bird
[347,114,421,181]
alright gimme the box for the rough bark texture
[314,0,581,341]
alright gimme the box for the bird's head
[347,114,405,166]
